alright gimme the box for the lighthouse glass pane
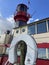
[20,5,27,12]
[37,22,47,34]
[20,5,24,11]
[28,25,35,35]
[38,48,46,59]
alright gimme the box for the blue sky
[0,0,49,21]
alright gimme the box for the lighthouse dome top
[17,3,28,8]
[16,3,28,12]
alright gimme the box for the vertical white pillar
[46,48,48,59]
[46,20,48,32]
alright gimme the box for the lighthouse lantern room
[14,4,30,27]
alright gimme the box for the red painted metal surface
[0,55,12,65]
[0,44,10,47]
[1,56,49,65]
[0,57,2,65]
[0,55,8,65]
[0,43,49,49]
[17,56,20,63]
[14,11,30,22]
[37,43,49,48]
[0,43,49,65]
[36,59,49,65]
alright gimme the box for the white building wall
[32,32,49,43]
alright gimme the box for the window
[22,29,25,32]
[38,48,49,59]
[20,6,24,11]
[16,30,19,33]
[38,48,46,59]
[37,22,47,34]
[20,5,27,12]
[28,25,35,35]
[19,21,26,26]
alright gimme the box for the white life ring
[8,34,37,65]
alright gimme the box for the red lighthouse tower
[14,3,30,27]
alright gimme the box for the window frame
[38,48,49,59]
[37,21,47,34]
[28,24,35,35]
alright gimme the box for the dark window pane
[38,48,46,59]
[16,30,19,33]
[22,29,25,32]
[28,25,35,34]
[37,22,47,34]
[20,6,24,11]
[19,21,26,26]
